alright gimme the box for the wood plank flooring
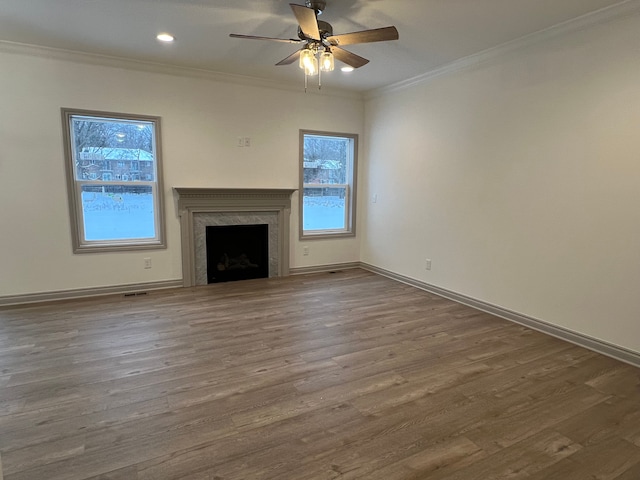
[0,269,639,479]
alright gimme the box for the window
[300,130,357,238]
[62,108,166,252]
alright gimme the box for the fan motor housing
[317,20,333,37]
[298,20,333,41]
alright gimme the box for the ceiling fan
[229,0,398,86]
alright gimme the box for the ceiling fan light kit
[320,50,334,72]
[229,1,398,91]
[300,48,319,76]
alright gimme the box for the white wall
[0,50,363,297]
[362,13,640,353]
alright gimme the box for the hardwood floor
[0,269,639,479]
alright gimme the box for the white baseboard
[289,262,361,276]
[0,280,183,307]
[1,263,362,306]
[360,262,640,368]
[4,264,639,369]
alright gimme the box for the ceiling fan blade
[331,46,369,68]
[276,49,302,65]
[290,4,320,41]
[327,26,399,46]
[229,33,303,44]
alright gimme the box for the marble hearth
[175,188,296,287]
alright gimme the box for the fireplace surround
[175,188,296,287]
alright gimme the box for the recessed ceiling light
[341,66,354,73]
[156,33,175,43]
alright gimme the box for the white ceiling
[0,0,631,93]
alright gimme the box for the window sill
[300,230,355,240]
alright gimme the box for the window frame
[61,108,167,253]
[299,129,358,239]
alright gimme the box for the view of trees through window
[303,135,348,185]
[301,132,356,235]
[63,109,165,251]
[74,117,153,152]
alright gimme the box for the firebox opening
[205,224,269,284]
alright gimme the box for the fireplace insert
[205,224,269,283]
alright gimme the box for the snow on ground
[82,191,155,240]
[81,193,345,240]
[303,195,345,230]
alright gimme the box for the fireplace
[175,188,296,287]
[206,224,269,283]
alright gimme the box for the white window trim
[299,130,358,239]
[61,108,167,253]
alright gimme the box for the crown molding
[0,40,363,101]
[365,0,640,100]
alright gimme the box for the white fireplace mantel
[175,188,297,287]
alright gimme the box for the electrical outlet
[303,246,309,256]
[425,259,431,270]
[237,137,244,147]
[244,137,251,147]
[144,257,152,269]
[372,193,378,203]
